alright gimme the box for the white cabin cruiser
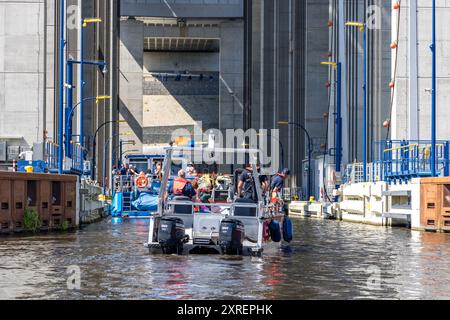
[144,147,293,257]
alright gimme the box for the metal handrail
[374,140,450,183]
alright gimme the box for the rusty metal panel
[421,184,441,231]
[39,180,52,230]
[50,209,63,230]
[0,172,79,233]
[0,179,12,233]
[12,180,25,232]
[50,181,63,230]
[64,182,77,228]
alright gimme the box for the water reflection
[1,218,450,299]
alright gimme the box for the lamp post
[64,95,110,158]
[321,61,343,192]
[346,21,367,182]
[103,134,118,195]
[103,134,134,195]
[119,149,139,168]
[278,121,313,200]
[66,59,108,175]
[91,120,128,180]
[431,0,437,177]
[66,58,108,154]
[119,140,136,167]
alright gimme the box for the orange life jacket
[173,178,188,195]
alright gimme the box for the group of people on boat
[167,163,290,210]
[112,157,291,211]
[112,162,163,192]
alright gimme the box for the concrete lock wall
[392,1,450,141]
[0,0,119,187]
[119,17,244,153]
[142,52,220,144]
[0,0,47,147]
[120,0,244,18]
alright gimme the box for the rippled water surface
[1,218,450,300]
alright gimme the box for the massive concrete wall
[120,0,244,18]
[305,0,330,154]
[248,0,327,189]
[119,18,144,154]
[0,0,47,147]
[0,0,118,186]
[392,1,450,142]
[119,18,244,154]
[334,0,391,163]
[143,51,220,144]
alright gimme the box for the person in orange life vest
[169,169,197,199]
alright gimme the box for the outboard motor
[219,218,245,255]
[158,217,187,254]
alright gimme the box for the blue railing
[374,140,450,183]
[45,141,84,174]
[45,141,60,171]
[70,142,84,174]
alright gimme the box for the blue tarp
[132,193,158,212]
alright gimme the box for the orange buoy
[327,20,333,28]
[389,81,395,89]
[383,119,391,129]
[136,174,149,188]
[390,41,398,49]
[393,2,400,10]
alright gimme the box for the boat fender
[282,217,293,243]
[263,220,271,241]
[269,220,282,243]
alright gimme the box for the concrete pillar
[119,18,144,153]
[219,20,244,130]
[0,0,46,146]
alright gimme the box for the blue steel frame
[431,0,437,177]
[362,24,367,183]
[336,62,342,189]
[58,0,65,174]
[372,140,450,184]
[58,5,107,174]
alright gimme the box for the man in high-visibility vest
[169,169,197,199]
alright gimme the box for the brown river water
[1,218,450,300]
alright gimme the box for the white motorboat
[144,146,293,257]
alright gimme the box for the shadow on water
[1,217,450,299]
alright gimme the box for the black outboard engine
[219,218,245,255]
[158,217,187,254]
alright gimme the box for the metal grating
[144,37,220,52]
[7,146,20,161]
